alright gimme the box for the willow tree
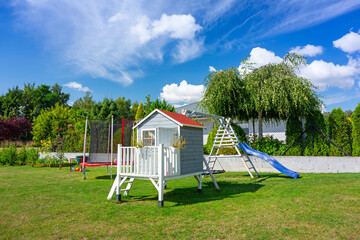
[200,67,255,121]
[200,53,322,138]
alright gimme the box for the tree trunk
[252,120,256,139]
[258,113,263,138]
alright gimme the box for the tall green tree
[351,104,360,156]
[243,53,321,137]
[115,97,132,119]
[303,110,329,156]
[285,114,303,156]
[32,104,85,152]
[328,108,352,156]
[0,86,23,118]
[72,91,94,115]
[200,53,322,138]
[135,101,145,123]
[144,98,175,116]
[130,101,139,120]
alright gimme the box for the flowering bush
[0,117,32,140]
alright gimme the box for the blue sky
[1,0,360,112]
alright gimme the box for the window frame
[141,128,157,146]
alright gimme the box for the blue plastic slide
[237,142,299,179]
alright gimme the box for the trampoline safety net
[88,119,133,164]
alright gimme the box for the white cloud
[152,14,201,40]
[299,59,359,91]
[247,47,283,67]
[160,80,204,104]
[63,82,90,92]
[290,44,323,57]
[333,30,360,53]
[172,38,204,63]
[209,66,216,72]
[12,1,204,85]
[238,47,282,73]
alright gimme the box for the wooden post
[195,175,202,192]
[203,157,220,190]
[82,117,88,180]
[158,144,164,207]
[116,144,122,202]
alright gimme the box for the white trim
[141,128,157,147]
[133,109,205,129]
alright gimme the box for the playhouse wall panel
[137,113,178,143]
[180,127,203,174]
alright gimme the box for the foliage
[203,126,217,155]
[200,53,322,138]
[26,147,39,167]
[0,83,69,120]
[0,116,32,140]
[171,136,187,149]
[248,136,286,156]
[115,96,133,119]
[345,110,353,118]
[144,98,175,116]
[328,108,352,156]
[17,147,28,164]
[304,110,329,156]
[200,67,251,121]
[72,91,94,115]
[135,101,145,123]
[0,145,18,165]
[351,104,360,156]
[32,104,86,152]
[285,115,303,156]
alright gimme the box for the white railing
[117,144,180,177]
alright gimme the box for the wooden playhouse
[107,109,218,206]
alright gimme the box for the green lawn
[0,166,359,239]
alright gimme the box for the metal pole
[282,126,309,156]
[82,117,88,180]
[111,115,114,179]
[312,125,350,156]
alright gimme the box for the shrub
[0,117,32,140]
[1,145,18,165]
[285,115,304,156]
[248,136,286,156]
[304,110,329,156]
[18,146,28,164]
[27,147,39,167]
[351,104,360,156]
[328,108,352,156]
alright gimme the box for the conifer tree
[351,104,360,156]
[328,108,352,156]
[304,110,329,156]
[285,114,303,156]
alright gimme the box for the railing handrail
[117,144,180,177]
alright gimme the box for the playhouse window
[142,130,156,146]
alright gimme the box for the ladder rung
[123,181,134,184]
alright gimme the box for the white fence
[118,146,180,177]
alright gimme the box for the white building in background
[175,102,287,144]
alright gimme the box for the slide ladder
[207,118,259,178]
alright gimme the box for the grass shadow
[95,175,116,180]
[256,173,302,179]
[130,181,264,206]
